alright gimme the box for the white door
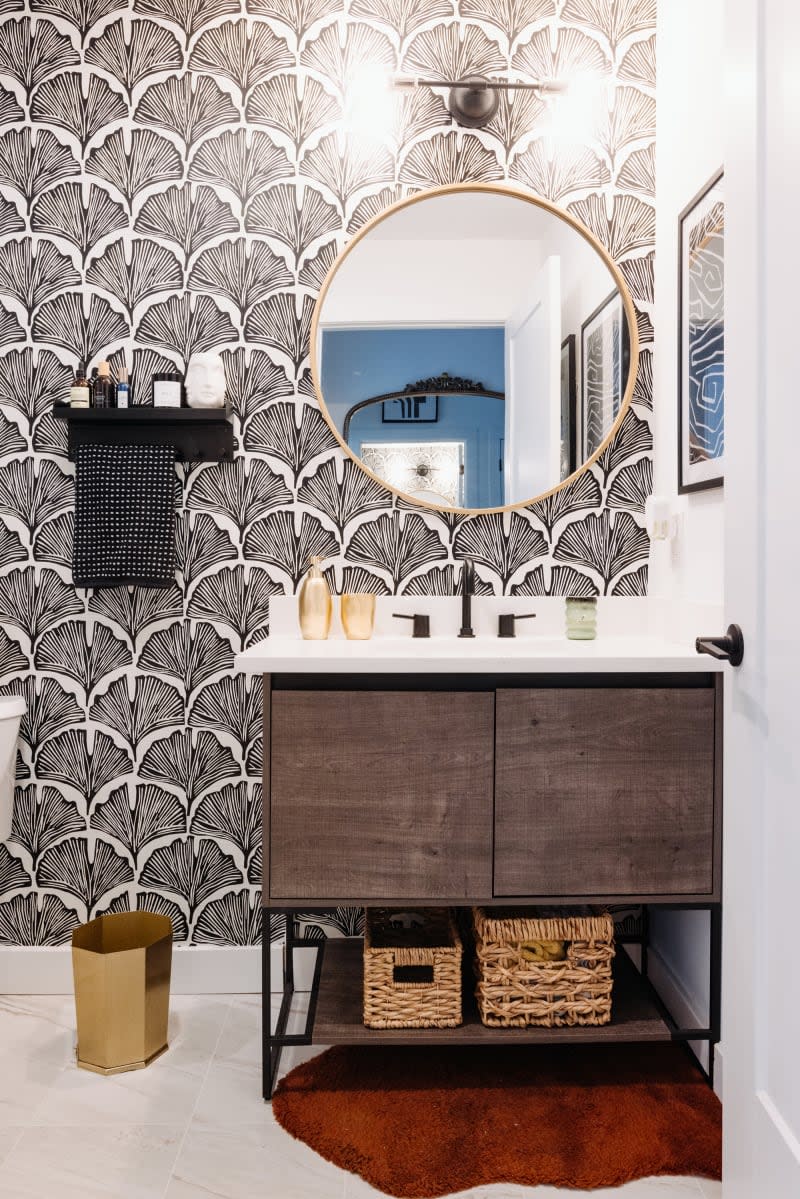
[504,256,560,504]
[723,2,800,1194]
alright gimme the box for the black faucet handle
[498,612,537,638]
[392,612,430,638]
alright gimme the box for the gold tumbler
[340,593,376,640]
[72,911,172,1075]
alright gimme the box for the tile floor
[0,993,722,1199]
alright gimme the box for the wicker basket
[363,908,462,1029]
[473,907,615,1028]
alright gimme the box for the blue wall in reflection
[321,326,505,508]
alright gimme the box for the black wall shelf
[52,405,234,463]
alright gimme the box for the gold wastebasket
[71,911,172,1075]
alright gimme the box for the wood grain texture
[269,690,494,900]
[494,688,716,897]
[313,939,674,1044]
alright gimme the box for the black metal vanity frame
[260,670,724,1100]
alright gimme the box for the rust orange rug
[273,1043,721,1197]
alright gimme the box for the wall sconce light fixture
[395,75,566,129]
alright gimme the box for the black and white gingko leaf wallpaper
[0,0,656,946]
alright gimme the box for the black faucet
[458,557,475,638]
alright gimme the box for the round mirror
[311,183,639,514]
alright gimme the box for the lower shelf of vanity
[311,938,682,1045]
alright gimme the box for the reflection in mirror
[314,187,635,513]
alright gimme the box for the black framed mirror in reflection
[312,183,638,515]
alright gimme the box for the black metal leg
[640,904,649,979]
[708,904,722,1089]
[263,909,325,1101]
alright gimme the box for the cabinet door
[269,690,494,900]
[494,688,716,897]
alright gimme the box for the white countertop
[235,597,725,675]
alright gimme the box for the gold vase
[298,557,332,640]
[341,593,376,640]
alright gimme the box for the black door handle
[695,624,744,666]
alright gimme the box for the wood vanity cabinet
[264,674,722,906]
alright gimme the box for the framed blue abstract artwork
[679,169,724,492]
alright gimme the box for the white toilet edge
[0,697,25,720]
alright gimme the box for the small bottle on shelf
[115,365,129,409]
[93,360,114,409]
[69,362,90,408]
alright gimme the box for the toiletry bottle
[93,360,114,409]
[69,362,90,408]
[115,366,129,409]
[298,556,332,640]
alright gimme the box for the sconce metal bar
[394,75,565,129]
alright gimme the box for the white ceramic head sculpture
[185,352,226,409]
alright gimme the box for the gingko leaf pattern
[594,407,652,483]
[87,128,183,209]
[188,240,293,319]
[403,22,504,80]
[190,782,260,859]
[139,729,239,806]
[32,183,128,260]
[562,0,657,51]
[547,565,599,597]
[5,676,83,753]
[0,845,31,894]
[135,184,238,259]
[0,629,28,681]
[298,240,337,290]
[244,293,316,375]
[512,25,607,85]
[0,305,24,347]
[139,837,242,914]
[301,21,395,96]
[91,784,186,865]
[296,907,362,939]
[0,412,25,459]
[0,86,24,126]
[189,130,292,211]
[32,411,68,458]
[346,512,447,589]
[454,512,548,590]
[0,196,24,238]
[32,513,72,568]
[596,87,655,164]
[30,0,126,43]
[297,455,390,536]
[0,892,78,946]
[34,619,131,700]
[86,239,183,321]
[130,348,181,407]
[633,348,653,411]
[186,564,283,648]
[612,563,648,596]
[99,890,189,940]
[299,133,394,211]
[619,34,656,89]
[0,18,79,101]
[0,240,80,317]
[0,568,83,645]
[33,293,129,364]
[399,131,503,188]
[459,0,554,41]
[0,524,25,566]
[0,348,73,430]
[37,729,132,803]
[189,21,293,98]
[245,184,339,266]
[86,20,184,105]
[10,785,84,864]
[245,76,339,153]
[133,0,240,41]
[528,470,603,536]
[187,675,260,756]
[177,511,237,586]
[87,583,183,647]
[483,90,546,159]
[244,511,339,587]
[324,565,389,597]
[553,509,649,591]
[193,888,261,946]
[401,563,493,597]
[37,837,133,914]
[0,458,72,535]
[617,144,656,197]
[31,74,127,154]
[607,456,653,513]
[220,348,293,426]
[245,0,339,39]
[187,457,292,539]
[134,74,238,150]
[89,676,185,755]
[351,0,451,39]
[567,193,655,261]
[511,140,608,203]
[0,128,80,208]
[136,293,236,361]
[138,622,233,696]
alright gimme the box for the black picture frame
[580,290,629,461]
[381,395,439,424]
[678,168,725,493]
[560,334,577,480]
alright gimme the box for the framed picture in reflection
[679,169,724,492]
[382,395,439,423]
[560,334,577,480]
[580,290,627,461]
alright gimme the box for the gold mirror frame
[310,181,640,515]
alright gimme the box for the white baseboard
[0,944,318,995]
[645,944,717,1088]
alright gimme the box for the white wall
[650,0,725,1077]
[651,0,725,606]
